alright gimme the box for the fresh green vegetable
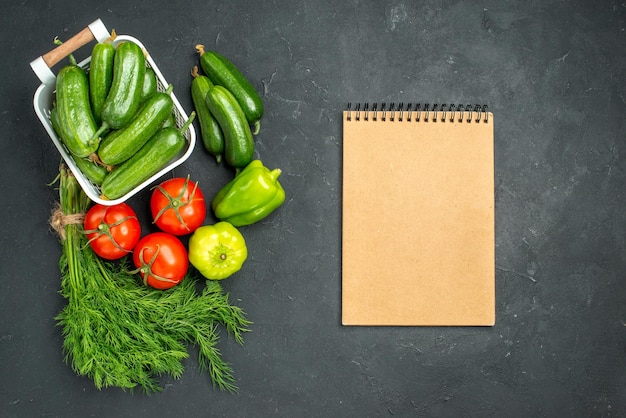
[196,45,263,134]
[50,105,107,185]
[51,165,250,393]
[54,61,101,158]
[205,85,254,168]
[161,113,177,128]
[188,222,248,280]
[212,160,285,226]
[72,155,108,185]
[100,40,146,130]
[191,66,224,163]
[98,84,175,166]
[140,67,158,102]
[88,33,116,125]
[49,104,61,135]
[100,111,195,200]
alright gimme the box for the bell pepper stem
[269,168,282,181]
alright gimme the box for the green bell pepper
[188,222,247,280]
[212,160,285,226]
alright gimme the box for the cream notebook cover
[341,103,495,326]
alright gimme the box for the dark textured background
[2,1,625,417]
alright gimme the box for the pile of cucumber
[191,45,264,168]
[51,36,194,200]
[51,36,265,201]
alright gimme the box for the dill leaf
[52,166,251,393]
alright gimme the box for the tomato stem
[151,175,201,232]
[83,213,137,253]
[130,244,180,285]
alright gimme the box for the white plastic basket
[30,18,196,206]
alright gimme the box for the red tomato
[150,177,207,236]
[84,203,141,260]
[132,232,188,290]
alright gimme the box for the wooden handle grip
[41,26,95,68]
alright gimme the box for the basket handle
[30,19,111,85]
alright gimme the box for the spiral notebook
[342,103,495,326]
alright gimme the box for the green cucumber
[100,41,146,130]
[100,112,196,200]
[49,105,62,137]
[89,40,115,125]
[51,104,108,185]
[98,84,174,166]
[161,113,177,128]
[196,45,263,134]
[191,66,224,163]
[55,64,100,158]
[140,67,158,102]
[205,85,254,168]
[73,156,108,185]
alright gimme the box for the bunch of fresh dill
[50,165,250,393]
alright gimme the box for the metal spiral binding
[346,102,489,123]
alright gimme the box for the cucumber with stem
[191,66,224,163]
[205,85,254,168]
[196,45,263,134]
[89,30,117,125]
[101,112,196,200]
[50,106,108,185]
[98,84,175,166]
[54,55,101,158]
[100,40,146,130]
[140,67,158,103]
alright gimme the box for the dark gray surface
[2,1,625,417]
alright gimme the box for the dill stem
[53,165,250,393]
